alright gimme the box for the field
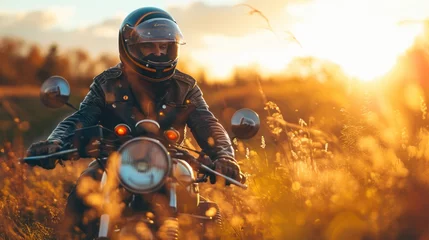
[1,72,429,240]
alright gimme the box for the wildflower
[260,136,266,149]
[421,96,427,120]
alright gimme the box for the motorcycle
[22,76,261,240]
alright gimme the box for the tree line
[0,37,119,88]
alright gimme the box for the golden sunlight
[190,0,427,82]
[191,32,300,80]
[286,0,426,82]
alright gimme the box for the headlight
[117,137,171,193]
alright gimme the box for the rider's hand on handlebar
[26,139,64,169]
[210,158,244,186]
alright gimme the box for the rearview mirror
[40,76,76,110]
[231,108,260,139]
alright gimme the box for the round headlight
[117,137,171,193]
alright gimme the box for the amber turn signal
[114,124,131,136]
[164,129,180,142]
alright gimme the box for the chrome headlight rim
[117,137,172,194]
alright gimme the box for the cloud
[167,0,307,49]
[0,7,76,30]
[84,18,122,38]
[0,1,298,56]
[168,2,270,46]
[0,11,58,30]
[0,10,121,56]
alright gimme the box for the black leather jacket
[47,64,235,162]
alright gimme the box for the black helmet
[119,7,185,82]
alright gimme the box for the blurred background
[2,0,429,239]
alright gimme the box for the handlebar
[21,148,78,163]
[198,164,248,190]
[22,141,248,190]
[175,153,248,189]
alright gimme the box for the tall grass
[2,78,429,239]
[200,79,429,239]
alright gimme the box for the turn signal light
[114,124,131,136]
[164,129,180,142]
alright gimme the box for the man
[26,7,242,237]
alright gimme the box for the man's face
[139,42,169,57]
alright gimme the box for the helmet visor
[128,18,185,45]
[125,18,185,64]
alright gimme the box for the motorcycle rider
[26,7,242,237]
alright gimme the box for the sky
[1,0,428,82]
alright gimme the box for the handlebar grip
[198,164,248,189]
[21,148,79,163]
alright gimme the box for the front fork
[98,171,110,238]
[169,182,178,211]
[161,181,180,239]
[159,161,180,239]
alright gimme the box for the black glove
[26,139,64,169]
[210,158,243,185]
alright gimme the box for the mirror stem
[65,102,78,111]
[173,144,204,155]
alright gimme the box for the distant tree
[176,55,191,74]
[0,38,25,85]
[37,44,60,82]
[98,53,119,69]
[27,45,44,69]
[196,68,208,88]
[23,45,44,84]
[56,55,71,82]
[285,57,350,87]
[73,49,91,78]
[82,53,119,82]
[232,65,261,86]
[232,67,244,85]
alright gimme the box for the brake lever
[195,174,209,183]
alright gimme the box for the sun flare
[191,32,300,81]
[286,0,425,82]
[189,0,426,82]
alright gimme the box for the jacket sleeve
[186,85,235,162]
[47,78,105,142]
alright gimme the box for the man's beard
[142,53,171,63]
